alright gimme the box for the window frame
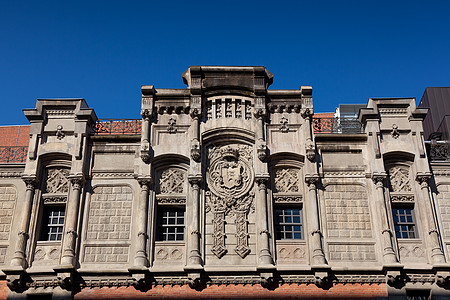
[274,205,304,241]
[392,206,418,239]
[39,204,66,242]
[155,206,186,242]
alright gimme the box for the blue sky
[1,0,449,125]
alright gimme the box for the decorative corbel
[190,139,201,162]
[56,125,65,140]
[436,272,450,288]
[391,124,399,139]
[257,139,267,161]
[306,143,315,161]
[314,271,332,288]
[259,272,275,289]
[56,271,73,290]
[386,270,405,287]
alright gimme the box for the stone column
[305,176,327,265]
[301,109,316,161]
[255,175,274,266]
[134,177,151,267]
[187,175,203,266]
[190,109,201,162]
[11,177,37,268]
[140,109,152,162]
[372,174,398,264]
[416,174,446,264]
[60,176,84,267]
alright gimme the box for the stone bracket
[54,265,76,290]
[312,267,332,289]
[3,267,26,292]
[129,267,151,290]
[386,270,405,287]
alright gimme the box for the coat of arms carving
[206,145,254,258]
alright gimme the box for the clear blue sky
[1,0,449,125]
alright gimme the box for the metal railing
[313,117,364,134]
[429,143,450,161]
[0,146,28,163]
[94,119,142,135]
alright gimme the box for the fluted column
[372,174,397,264]
[305,176,327,265]
[60,176,84,267]
[255,175,274,266]
[187,175,203,266]
[416,174,446,264]
[134,177,151,267]
[11,177,37,268]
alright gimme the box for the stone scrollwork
[206,145,254,259]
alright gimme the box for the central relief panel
[205,144,255,260]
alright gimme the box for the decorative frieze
[83,246,129,263]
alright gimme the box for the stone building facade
[0,66,449,299]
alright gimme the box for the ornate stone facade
[0,67,450,298]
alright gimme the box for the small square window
[40,206,65,241]
[392,208,417,239]
[274,207,303,240]
[157,207,185,241]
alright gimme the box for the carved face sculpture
[221,161,243,189]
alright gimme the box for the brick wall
[74,283,388,299]
[0,125,30,147]
[0,281,7,300]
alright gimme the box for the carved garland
[206,145,254,258]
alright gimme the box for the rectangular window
[40,206,65,241]
[392,208,417,239]
[157,207,185,241]
[274,208,303,240]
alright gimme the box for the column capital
[253,108,266,120]
[140,108,153,121]
[305,175,320,190]
[255,174,270,191]
[416,172,432,188]
[301,108,313,120]
[21,175,37,191]
[136,176,152,189]
[189,107,201,120]
[371,173,387,188]
[68,175,85,191]
[188,174,202,189]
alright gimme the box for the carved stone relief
[273,168,301,193]
[154,244,185,265]
[276,244,307,264]
[159,168,185,194]
[45,168,69,194]
[388,166,412,193]
[398,242,427,264]
[32,244,61,266]
[206,145,254,258]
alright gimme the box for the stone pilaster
[255,175,274,267]
[134,177,151,268]
[60,175,84,267]
[416,173,446,264]
[187,175,203,267]
[305,176,327,266]
[10,176,37,268]
[371,174,398,264]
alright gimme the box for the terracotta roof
[0,125,30,147]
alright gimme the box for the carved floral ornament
[206,144,254,259]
